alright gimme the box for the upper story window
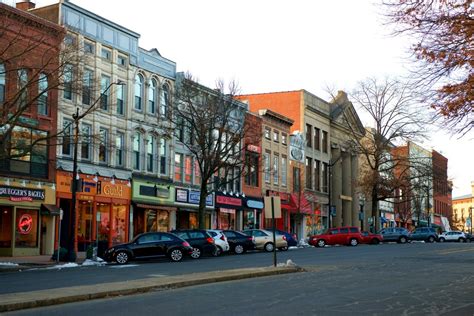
[148,79,156,114]
[0,63,6,103]
[38,73,48,116]
[322,131,328,153]
[17,69,28,108]
[281,133,287,146]
[322,162,328,193]
[245,152,259,187]
[134,74,143,110]
[314,127,320,151]
[264,151,271,183]
[273,130,279,143]
[101,48,111,60]
[306,157,313,189]
[116,83,125,115]
[64,34,75,46]
[160,84,169,118]
[99,128,109,163]
[82,69,93,105]
[84,42,94,54]
[264,127,271,139]
[306,124,312,148]
[133,133,141,170]
[174,153,183,182]
[100,75,110,111]
[273,153,279,185]
[147,135,155,172]
[117,55,127,66]
[62,119,73,156]
[63,64,73,100]
[115,132,124,167]
[281,156,287,187]
[159,138,167,175]
[81,124,91,161]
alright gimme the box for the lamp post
[327,155,342,229]
[359,195,365,231]
[66,81,125,262]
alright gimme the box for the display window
[111,205,127,244]
[97,203,110,243]
[219,209,235,230]
[243,210,255,230]
[0,207,13,248]
[15,209,38,248]
[78,201,93,250]
[145,209,169,232]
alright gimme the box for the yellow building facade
[452,181,474,232]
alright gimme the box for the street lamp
[67,81,125,262]
[327,154,342,229]
[359,194,365,231]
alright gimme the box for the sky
[29,0,474,197]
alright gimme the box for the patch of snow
[109,264,140,269]
[47,262,80,270]
[289,246,299,250]
[276,259,297,267]
[82,259,106,266]
[0,262,19,266]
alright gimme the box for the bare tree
[171,73,260,229]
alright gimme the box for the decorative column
[332,148,343,227]
[342,152,352,226]
[351,154,360,227]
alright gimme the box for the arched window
[160,84,169,118]
[148,79,156,114]
[18,69,28,107]
[134,74,143,110]
[0,63,5,103]
[38,73,48,115]
[147,135,155,172]
[159,138,167,175]
[133,132,141,170]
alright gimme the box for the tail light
[182,241,191,247]
[206,237,214,244]
[292,234,297,240]
[247,237,253,241]
[220,235,226,242]
[282,235,287,240]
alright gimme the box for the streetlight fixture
[359,194,365,231]
[67,80,125,262]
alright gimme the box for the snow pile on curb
[0,262,19,266]
[51,262,80,269]
[277,259,297,267]
[82,258,106,266]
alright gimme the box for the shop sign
[139,185,170,199]
[289,133,305,162]
[216,195,242,207]
[18,213,33,234]
[247,144,261,154]
[0,185,45,201]
[176,188,188,203]
[189,190,214,206]
[246,199,264,209]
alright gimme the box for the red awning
[289,193,313,214]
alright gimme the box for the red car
[309,226,362,247]
[360,231,384,244]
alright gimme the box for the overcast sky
[32,0,473,196]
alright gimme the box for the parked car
[379,227,410,243]
[309,226,362,247]
[103,232,193,264]
[170,229,218,259]
[222,230,256,254]
[206,229,230,255]
[273,229,298,247]
[360,231,384,244]
[409,227,438,243]
[464,232,474,242]
[438,231,467,242]
[242,229,288,252]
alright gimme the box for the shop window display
[15,209,38,248]
[97,203,110,244]
[77,201,93,251]
[145,209,169,232]
[112,205,127,244]
[0,207,13,248]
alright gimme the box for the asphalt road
[6,242,474,316]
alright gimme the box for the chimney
[16,0,36,11]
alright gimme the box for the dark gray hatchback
[409,227,438,243]
[379,227,410,243]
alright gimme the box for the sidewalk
[0,252,86,271]
[0,265,304,312]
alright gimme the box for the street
[3,242,474,315]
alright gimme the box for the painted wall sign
[18,214,33,234]
[216,195,242,207]
[0,186,45,201]
[176,188,188,203]
[246,200,264,209]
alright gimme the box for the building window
[234,167,241,192]
[81,124,91,160]
[264,151,270,183]
[273,130,279,143]
[264,127,271,139]
[64,34,75,46]
[135,74,143,110]
[322,131,328,153]
[293,167,301,192]
[148,79,156,114]
[306,157,313,189]
[175,153,183,182]
[194,159,201,185]
[116,83,125,115]
[115,132,124,167]
[17,69,28,108]
[147,135,154,172]
[84,42,94,54]
[0,63,5,103]
[82,70,93,105]
[314,159,320,191]
[306,124,312,148]
[62,119,73,156]
[273,154,279,185]
[63,64,73,100]
[8,127,48,178]
[177,116,185,142]
[117,55,127,66]
[160,84,169,118]
[99,128,108,163]
[314,127,320,151]
[281,155,287,187]
[281,133,287,146]
[185,156,192,183]
[133,133,141,170]
[37,73,48,116]
[159,139,167,175]
[101,48,111,60]
[245,152,259,187]
[100,75,110,110]
[322,162,328,193]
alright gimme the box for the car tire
[278,246,288,251]
[349,238,358,246]
[459,238,466,243]
[399,236,407,244]
[190,247,202,259]
[427,236,435,243]
[317,239,326,248]
[439,237,445,242]
[168,249,184,262]
[114,251,129,265]
[372,238,380,245]
[264,242,274,252]
[213,246,222,257]
[233,244,245,254]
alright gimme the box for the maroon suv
[309,226,362,247]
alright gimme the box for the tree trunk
[198,181,208,229]
[371,186,379,233]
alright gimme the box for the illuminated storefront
[215,192,244,230]
[242,197,264,230]
[56,171,131,252]
[0,178,57,256]
[174,187,214,229]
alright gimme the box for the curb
[0,266,304,312]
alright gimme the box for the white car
[206,230,230,255]
[438,231,468,243]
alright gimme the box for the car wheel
[349,238,358,246]
[399,236,407,244]
[428,236,435,243]
[317,239,326,248]
[439,237,445,242]
[278,246,288,251]
[372,238,380,245]
[213,246,222,257]
[169,249,184,262]
[264,242,274,252]
[190,247,202,259]
[115,251,129,265]
[459,238,466,243]
[234,244,245,254]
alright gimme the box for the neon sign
[18,214,33,234]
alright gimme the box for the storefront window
[243,210,255,230]
[219,209,235,230]
[111,205,127,244]
[189,213,198,229]
[0,207,13,248]
[78,201,93,251]
[15,209,38,248]
[145,209,169,232]
[97,203,110,243]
